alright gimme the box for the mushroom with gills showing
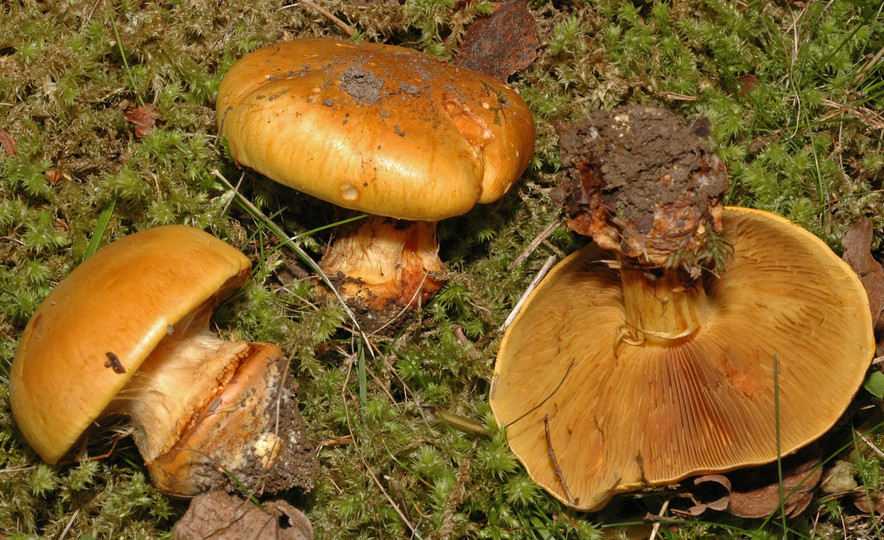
[216,38,535,326]
[9,225,317,497]
[489,105,875,511]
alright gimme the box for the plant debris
[842,217,884,342]
[554,105,729,275]
[123,102,160,138]
[173,490,313,540]
[692,444,823,519]
[455,0,539,81]
[0,128,16,155]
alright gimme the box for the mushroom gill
[491,207,874,511]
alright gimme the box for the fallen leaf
[725,443,822,518]
[173,490,313,540]
[735,74,758,97]
[842,217,884,338]
[853,491,884,514]
[679,474,731,516]
[0,128,17,155]
[45,169,65,185]
[123,102,160,137]
[455,0,539,81]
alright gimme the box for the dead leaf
[0,128,17,155]
[735,74,758,97]
[455,0,539,81]
[45,169,65,185]
[123,102,160,138]
[173,490,313,540]
[842,217,884,338]
[677,474,732,516]
[725,443,822,518]
[853,491,884,514]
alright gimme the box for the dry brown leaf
[45,169,65,185]
[679,474,731,516]
[853,491,884,514]
[842,217,884,338]
[123,102,160,138]
[0,128,17,156]
[725,443,822,518]
[735,74,759,97]
[173,490,313,540]
[455,0,539,81]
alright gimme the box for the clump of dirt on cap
[554,105,729,276]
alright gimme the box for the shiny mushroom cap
[10,225,251,464]
[490,207,874,511]
[216,38,536,221]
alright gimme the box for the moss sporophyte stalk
[489,105,873,511]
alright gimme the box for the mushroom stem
[109,318,315,496]
[617,268,708,350]
[319,215,444,312]
[115,327,249,462]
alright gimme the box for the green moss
[1,0,881,537]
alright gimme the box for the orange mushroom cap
[11,225,251,464]
[490,207,874,511]
[216,38,535,221]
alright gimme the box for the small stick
[508,218,562,271]
[300,0,356,37]
[856,428,884,459]
[649,498,670,540]
[543,414,576,506]
[502,255,556,331]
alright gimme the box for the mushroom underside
[490,207,873,511]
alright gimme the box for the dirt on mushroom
[554,105,729,274]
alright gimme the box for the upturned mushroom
[10,225,317,497]
[216,38,535,324]
[490,105,874,511]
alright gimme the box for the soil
[554,105,728,272]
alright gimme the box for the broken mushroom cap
[490,207,874,511]
[10,225,316,496]
[216,37,535,221]
[216,38,535,318]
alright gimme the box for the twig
[507,218,562,271]
[649,498,671,540]
[298,0,356,37]
[502,255,556,331]
[856,429,884,459]
[219,171,245,218]
[58,506,81,540]
[543,414,576,506]
[342,360,423,538]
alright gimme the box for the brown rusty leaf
[455,0,539,81]
[735,74,758,97]
[173,491,313,540]
[0,128,17,156]
[842,217,884,338]
[45,169,65,185]
[675,475,732,516]
[123,102,160,138]
[725,443,822,519]
[853,491,884,514]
